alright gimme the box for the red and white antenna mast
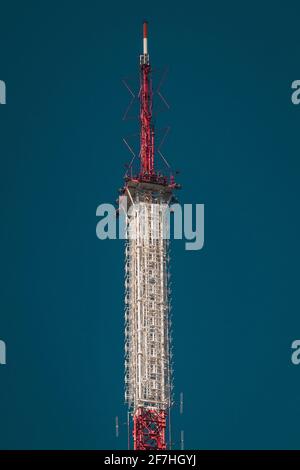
[121,21,179,451]
[139,21,154,177]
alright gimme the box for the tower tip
[142,21,149,56]
[143,20,148,38]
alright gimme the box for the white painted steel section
[143,38,148,55]
[124,195,172,411]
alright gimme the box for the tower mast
[122,21,179,450]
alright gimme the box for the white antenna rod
[127,411,130,450]
[180,430,185,450]
[180,392,184,415]
[143,21,148,55]
[115,416,119,438]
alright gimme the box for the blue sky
[0,0,300,449]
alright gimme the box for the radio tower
[120,21,179,450]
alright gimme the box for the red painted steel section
[143,21,148,38]
[133,407,167,450]
[140,60,154,177]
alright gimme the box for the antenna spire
[143,21,148,55]
[140,20,154,176]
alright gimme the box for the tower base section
[133,407,167,450]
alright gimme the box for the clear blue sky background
[0,0,300,449]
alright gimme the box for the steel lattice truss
[124,193,173,418]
